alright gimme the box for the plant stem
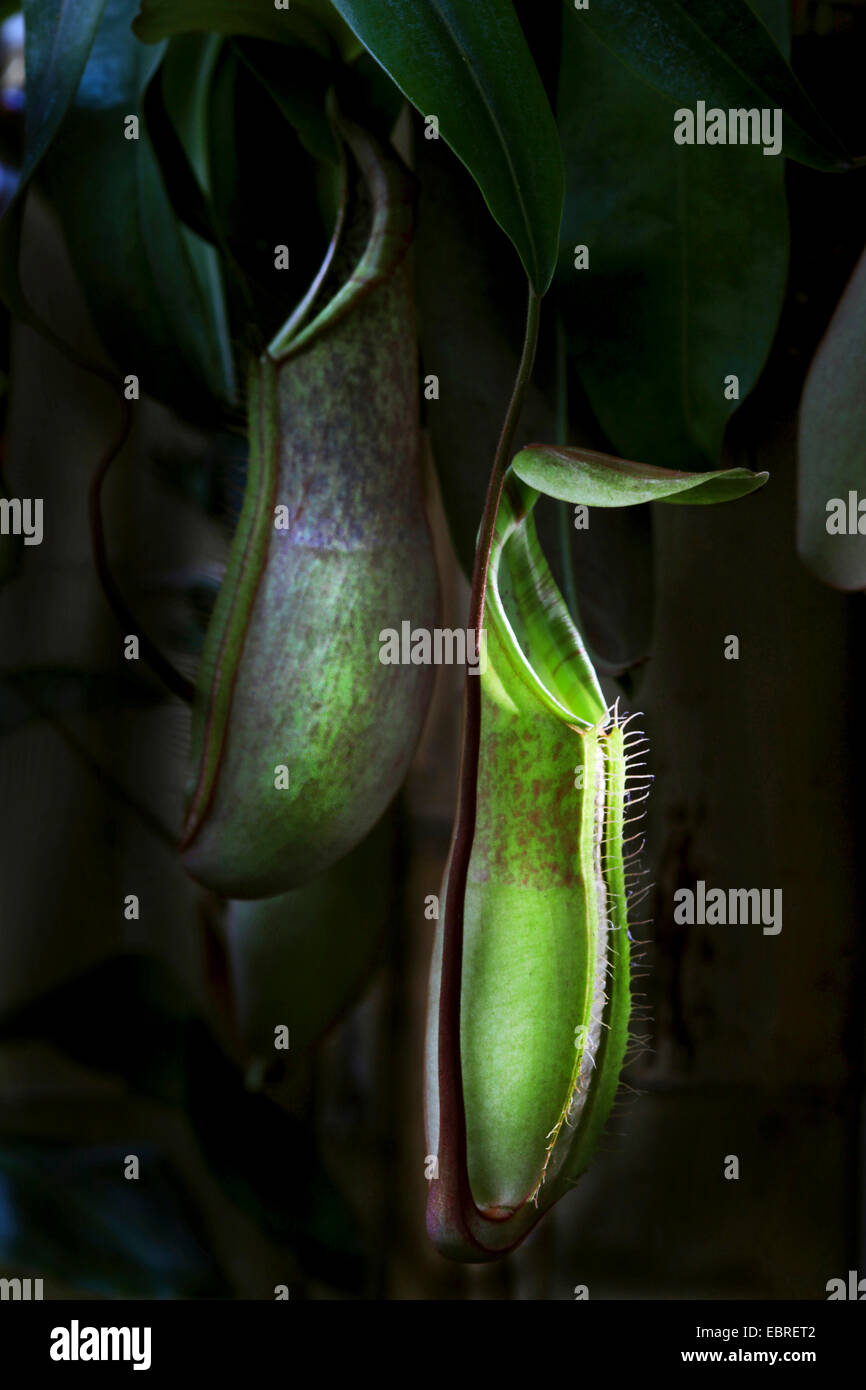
[468,284,541,639]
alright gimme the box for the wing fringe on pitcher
[530,700,653,1205]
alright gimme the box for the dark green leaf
[133,0,361,58]
[43,0,234,415]
[557,0,789,472]
[331,0,563,292]
[141,38,221,246]
[20,0,108,188]
[0,1,108,318]
[573,0,849,172]
[512,443,768,506]
[797,244,866,591]
[159,32,222,191]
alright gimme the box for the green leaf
[331,0,563,293]
[133,0,361,59]
[20,0,109,188]
[512,443,768,507]
[797,245,866,591]
[557,0,789,472]
[0,1,108,319]
[226,811,394,1060]
[141,35,222,246]
[43,0,235,414]
[573,0,849,172]
[159,32,223,190]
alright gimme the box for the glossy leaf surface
[331,0,563,292]
[573,0,848,171]
[557,0,789,473]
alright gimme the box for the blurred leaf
[574,0,849,172]
[185,1022,366,1292]
[43,0,235,416]
[0,1139,228,1297]
[0,666,162,736]
[0,953,367,1289]
[513,443,769,506]
[141,39,221,246]
[160,32,221,192]
[226,811,394,1062]
[0,1,108,318]
[133,0,361,59]
[20,0,108,181]
[0,954,188,1104]
[557,0,789,472]
[797,244,866,591]
[331,0,563,293]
